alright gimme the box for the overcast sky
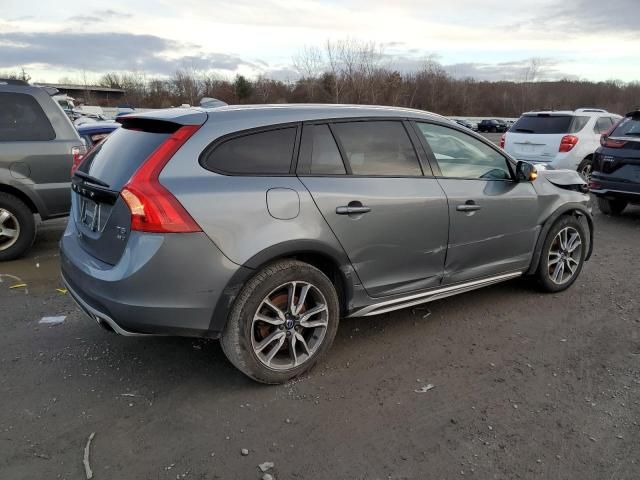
[1,0,638,84]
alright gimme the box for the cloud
[444,60,578,81]
[518,0,640,36]
[381,53,576,81]
[68,9,132,24]
[0,31,255,76]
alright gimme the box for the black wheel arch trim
[526,202,594,275]
[208,239,360,336]
[0,179,46,217]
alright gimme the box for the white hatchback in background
[501,109,621,179]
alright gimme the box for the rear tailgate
[504,114,586,163]
[505,132,561,162]
[72,111,206,265]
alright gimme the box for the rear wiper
[515,128,535,133]
[624,132,640,136]
[74,171,110,188]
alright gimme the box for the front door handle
[336,202,371,215]
[456,201,482,212]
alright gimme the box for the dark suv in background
[0,79,84,260]
[591,110,640,215]
[477,119,509,133]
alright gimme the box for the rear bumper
[60,220,244,337]
[590,176,640,202]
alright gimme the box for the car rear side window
[511,115,588,134]
[203,127,297,175]
[0,92,55,141]
[309,125,346,174]
[593,117,613,134]
[331,121,422,176]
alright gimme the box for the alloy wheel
[251,281,329,371]
[547,227,582,285]
[0,208,20,252]
[579,162,592,183]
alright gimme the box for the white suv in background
[501,109,621,179]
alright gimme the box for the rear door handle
[456,201,482,212]
[336,204,371,215]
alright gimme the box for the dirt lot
[1,194,639,478]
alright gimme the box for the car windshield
[611,116,640,137]
[511,115,588,134]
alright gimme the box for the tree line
[6,40,640,116]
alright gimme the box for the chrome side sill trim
[349,271,523,317]
[62,277,153,337]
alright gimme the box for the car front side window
[416,122,512,180]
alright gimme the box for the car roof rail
[575,108,608,113]
[0,78,29,86]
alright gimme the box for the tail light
[559,135,579,152]
[121,124,202,233]
[499,134,505,149]
[600,135,627,148]
[70,145,87,175]
[600,118,626,148]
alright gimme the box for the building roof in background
[34,83,125,93]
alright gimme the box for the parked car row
[501,108,620,178]
[477,119,510,133]
[499,107,640,215]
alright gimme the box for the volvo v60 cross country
[60,105,593,384]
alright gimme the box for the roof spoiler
[200,97,228,108]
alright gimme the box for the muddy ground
[1,206,639,480]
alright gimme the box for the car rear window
[203,127,297,175]
[0,92,55,141]
[511,115,588,134]
[79,125,171,190]
[611,115,640,137]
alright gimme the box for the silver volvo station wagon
[61,104,593,383]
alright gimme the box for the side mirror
[516,161,537,182]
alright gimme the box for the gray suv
[60,105,593,383]
[0,80,84,260]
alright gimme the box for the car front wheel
[0,193,36,261]
[221,259,340,384]
[536,216,586,293]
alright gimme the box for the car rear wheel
[536,216,586,293]
[577,158,592,182]
[0,193,36,261]
[220,259,340,384]
[597,197,627,216]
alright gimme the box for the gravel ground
[1,193,639,478]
